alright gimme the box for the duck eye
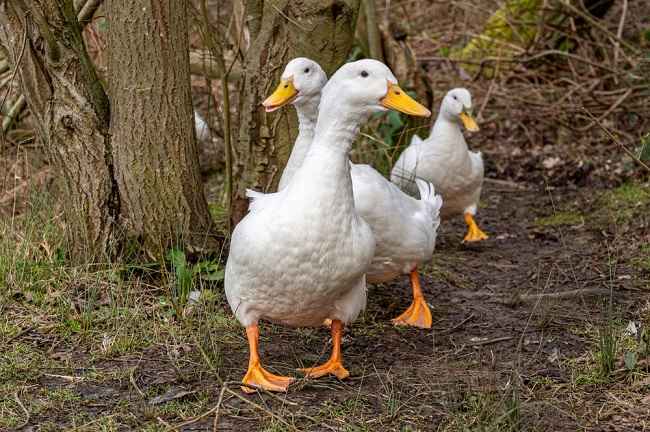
[360,71,369,78]
[452,95,457,100]
[304,68,310,73]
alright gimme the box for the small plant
[597,322,618,377]
[166,248,224,318]
[534,211,584,227]
[623,324,650,372]
[639,132,650,162]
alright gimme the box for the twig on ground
[439,313,474,335]
[167,382,233,431]
[518,287,610,301]
[129,367,145,398]
[224,386,297,430]
[14,391,30,429]
[212,385,228,432]
[471,336,514,346]
[4,325,34,344]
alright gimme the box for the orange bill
[262,78,298,112]
[380,82,431,117]
[459,111,479,132]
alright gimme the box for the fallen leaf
[148,388,196,405]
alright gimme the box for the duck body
[224,59,432,395]
[226,139,375,328]
[352,164,441,283]
[392,124,483,220]
[267,57,440,328]
[391,88,488,243]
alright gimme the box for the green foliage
[534,211,584,227]
[632,244,650,273]
[596,182,650,225]
[639,133,650,162]
[597,323,618,377]
[376,110,405,147]
[622,325,650,372]
[166,248,224,317]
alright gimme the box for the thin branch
[167,383,229,431]
[365,0,383,61]
[0,12,27,146]
[582,108,650,173]
[613,0,627,64]
[59,0,109,127]
[518,287,611,301]
[13,391,30,429]
[77,0,104,27]
[2,94,26,131]
[189,49,240,81]
[558,0,639,54]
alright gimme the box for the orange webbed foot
[463,213,489,243]
[298,357,350,380]
[298,319,350,380]
[241,363,294,394]
[392,295,433,329]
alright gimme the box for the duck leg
[241,325,294,393]
[392,269,433,329]
[463,212,488,243]
[299,319,350,379]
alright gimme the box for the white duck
[225,59,430,393]
[391,88,489,242]
[263,58,442,329]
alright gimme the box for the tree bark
[108,0,216,258]
[0,0,117,262]
[231,0,360,224]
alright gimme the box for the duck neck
[279,96,319,189]
[296,103,364,190]
[430,111,468,152]
[309,106,364,156]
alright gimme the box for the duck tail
[414,178,443,228]
[245,188,266,212]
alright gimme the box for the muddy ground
[2,179,649,432]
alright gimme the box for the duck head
[263,58,328,112]
[441,88,479,132]
[319,59,431,122]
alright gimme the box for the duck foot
[298,319,350,380]
[463,212,488,243]
[392,269,432,329]
[241,325,294,393]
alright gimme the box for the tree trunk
[108,0,216,258]
[230,0,360,224]
[0,0,117,262]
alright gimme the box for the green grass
[534,211,584,227]
[441,387,522,432]
[2,183,649,430]
[597,323,619,377]
[631,244,650,273]
[596,182,650,224]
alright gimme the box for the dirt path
[3,182,649,431]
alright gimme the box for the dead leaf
[148,388,196,405]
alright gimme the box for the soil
[6,181,649,431]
